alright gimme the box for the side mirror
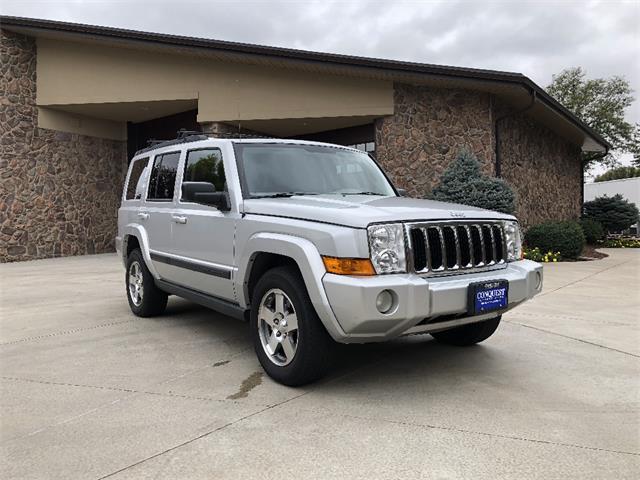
[182,181,216,201]
[194,192,231,211]
[182,182,231,211]
[397,188,408,197]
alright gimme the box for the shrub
[524,221,585,259]
[583,194,639,232]
[579,218,605,244]
[431,149,516,214]
[594,166,640,182]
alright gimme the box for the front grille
[407,222,507,275]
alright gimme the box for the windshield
[234,143,397,198]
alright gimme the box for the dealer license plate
[468,280,509,315]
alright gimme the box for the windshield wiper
[253,192,319,199]
[337,191,386,196]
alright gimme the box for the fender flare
[236,232,347,341]
[121,224,160,279]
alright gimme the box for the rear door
[169,146,236,301]
[143,150,182,279]
[119,155,150,236]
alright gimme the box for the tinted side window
[125,157,148,200]
[148,152,180,201]
[182,149,226,199]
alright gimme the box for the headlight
[367,223,407,274]
[503,220,522,261]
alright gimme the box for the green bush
[524,221,585,259]
[583,194,639,232]
[431,149,516,214]
[594,166,640,182]
[579,218,605,244]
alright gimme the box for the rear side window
[182,148,226,198]
[147,152,180,201]
[125,157,148,200]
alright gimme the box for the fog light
[535,271,543,291]
[376,290,394,314]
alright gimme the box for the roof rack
[134,128,273,155]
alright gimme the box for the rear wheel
[125,248,168,317]
[251,266,333,386]
[431,316,501,346]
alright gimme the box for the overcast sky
[2,0,639,171]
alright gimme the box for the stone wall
[375,83,583,228]
[0,30,127,262]
[497,111,583,229]
[375,84,495,198]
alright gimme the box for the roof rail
[135,132,208,155]
[133,128,274,156]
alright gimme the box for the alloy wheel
[257,288,299,366]
[128,261,144,306]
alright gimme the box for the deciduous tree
[547,67,639,170]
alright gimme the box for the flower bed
[522,247,561,263]
[599,237,640,248]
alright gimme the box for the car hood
[242,195,515,228]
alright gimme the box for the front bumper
[322,260,542,343]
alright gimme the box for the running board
[155,279,248,321]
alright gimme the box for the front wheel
[431,316,501,346]
[250,266,333,386]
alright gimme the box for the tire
[250,266,333,386]
[431,316,502,346]
[125,248,168,317]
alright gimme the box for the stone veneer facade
[1,30,584,262]
[1,30,127,262]
[497,112,583,228]
[376,83,583,229]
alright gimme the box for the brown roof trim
[0,15,611,150]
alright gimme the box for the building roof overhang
[0,15,610,152]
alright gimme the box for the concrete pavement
[1,250,638,479]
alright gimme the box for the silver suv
[116,135,542,385]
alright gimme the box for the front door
[169,147,236,301]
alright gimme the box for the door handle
[137,212,149,220]
[171,215,187,224]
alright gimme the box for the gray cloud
[1,0,638,121]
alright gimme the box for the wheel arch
[237,232,346,341]
[121,225,160,279]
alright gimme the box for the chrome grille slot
[457,226,472,267]
[410,228,427,271]
[442,226,458,269]
[407,221,507,276]
[427,227,444,271]
[482,225,494,265]
[470,225,484,266]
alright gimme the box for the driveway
[1,250,638,479]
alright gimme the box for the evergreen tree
[583,194,639,232]
[431,149,516,214]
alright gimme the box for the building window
[147,151,180,201]
[182,148,226,200]
[125,157,148,200]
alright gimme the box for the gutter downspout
[494,88,536,178]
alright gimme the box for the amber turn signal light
[322,256,376,276]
